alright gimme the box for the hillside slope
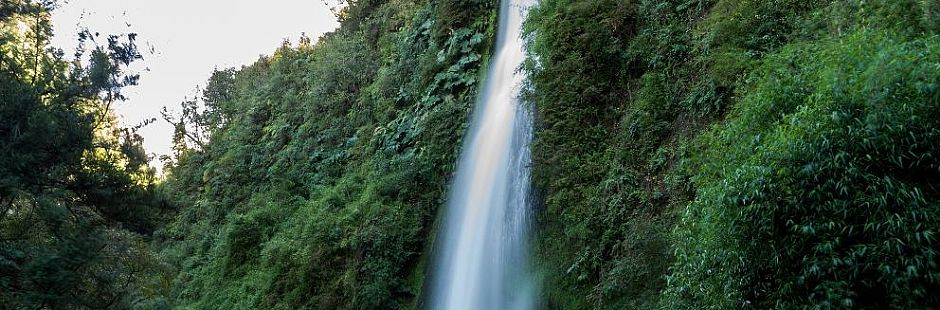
[524,0,940,308]
[159,0,498,308]
[159,0,940,308]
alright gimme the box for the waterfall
[430,0,536,308]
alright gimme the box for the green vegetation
[667,29,940,310]
[1,1,171,308]
[157,0,498,308]
[4,0,939,308]
[523,0,940,308]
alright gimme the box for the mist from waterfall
[430,0,536,309]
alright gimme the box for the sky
[50,0,340,168]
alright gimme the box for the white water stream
[430,0,536,308]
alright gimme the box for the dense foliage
[157,0,499,308]
[7,0,940,308]
[523,0,940,308]
[159,0,940,308]
[0,1,171,308]
[668,30,940,310]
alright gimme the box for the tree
[0,1,171,308]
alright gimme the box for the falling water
[430,0,536,309]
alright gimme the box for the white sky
[50,0,339,168]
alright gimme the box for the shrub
[667,31,940,309]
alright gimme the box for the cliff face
[160,0,940,308]
[159,0,499,308]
